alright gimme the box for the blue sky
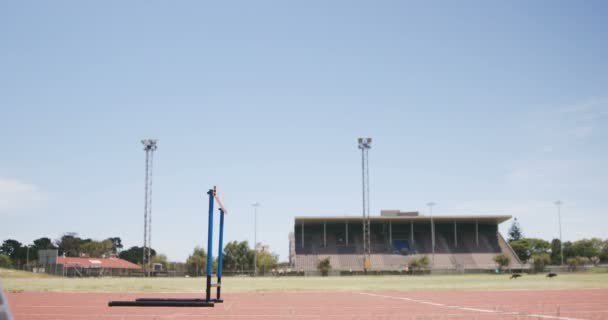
[1,1,607,261]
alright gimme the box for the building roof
[295,215,512,224]
[57,257,142,270]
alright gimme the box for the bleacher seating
[295,221,519,271]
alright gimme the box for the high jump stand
[108,186,226,307]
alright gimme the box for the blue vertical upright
[205,189,214,301]
[216,208,225,301]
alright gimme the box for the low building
[56,256,142,277]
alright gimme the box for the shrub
[531,253,551,272]
[493,254,511,272]
[317,257,331,276]
[409,256,430,273]
[0,255,12,268]
[567,256,589,271]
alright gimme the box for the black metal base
[135,298,223,303]
[108,299,214,307]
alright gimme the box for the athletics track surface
[6,288,608,320]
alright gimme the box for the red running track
[6,289,608,320]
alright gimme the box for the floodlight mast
[358,138,372,273]
[427,202,436,269]
[142,139,157,277]
[555,200,564,266]
[251,202,260,276]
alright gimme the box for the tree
[550,238,562,265]
[317,257,331,276]
[509,238,550,263]
[106,237,123,254]
[223,241,253,273]
[32,237,56,251]
[493,254,511,272]
[186,247,207,276]
[119,246,156,264]
[562,241,574,259]
[55,233,82,257]
[32,237,57,264]
[0,239,27,268]
[79,240,113,258]
[0,255,12,268]
[507,218,523,242]
[151,254,168,271]
[569,238,602,259]
[1,239,22,257]
[567,256,586,271]
[531,253,551,272]
[256,251,279,274]
[600,239,608,262]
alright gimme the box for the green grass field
[2,268,608,293]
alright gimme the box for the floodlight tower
[251,202,260,276]
[555,200,564,266]
[358,138,372,272]
[427,202,436,268]
[142,139,157,277]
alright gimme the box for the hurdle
[108,186,227,307]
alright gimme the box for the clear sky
[1,1,607,262]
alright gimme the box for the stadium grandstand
[293,210,521,273]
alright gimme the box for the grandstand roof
[57,257,142,269]
[295,215,511,224]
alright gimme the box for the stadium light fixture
[142,139,158,151]
[358,137,372,150]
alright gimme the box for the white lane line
[459,307,496,313]
[359,292,587,320]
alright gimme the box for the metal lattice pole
[141,139,157,277]
[365,147,371,257]
[251,203,260,276]
[555,200,564,266]
[427,202,436,268]
[361,144,367,257]
[143,147,149,275]
[147,148,154,275]
[365,146,372,258]
[358,138,372,272]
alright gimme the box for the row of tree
[1,235,279,276]
[184,241,279,276]
[507,218,608,266]
[0,234,124,268]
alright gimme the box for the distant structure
[57,256,142,277]
[358,137,372,272]
[36,250,142,277]
[293,210,521,274]
[142,139,157,276]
